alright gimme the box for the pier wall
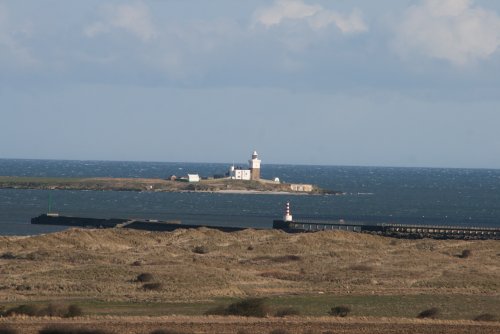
[273,220,500,240]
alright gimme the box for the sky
[1,0,500,168]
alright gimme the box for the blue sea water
[1,159,499,235]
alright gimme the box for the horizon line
[1,157,499,171]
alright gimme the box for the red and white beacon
[284,201,293,222]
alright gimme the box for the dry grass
[0,228,499,319]
[0,316,499,334]
[142,283,163,291]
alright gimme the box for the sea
[1,159,500,236]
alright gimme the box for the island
[0,152,341,195]
[0,176,338,195]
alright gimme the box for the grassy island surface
[0,228,499,333]
[0,176,338,195]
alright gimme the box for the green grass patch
[75,299,236,316]
[3,295,497,320]
[0,176,85,184]
[265,294,500,320]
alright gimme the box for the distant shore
[0,176,340,195]
[213,189,311,195]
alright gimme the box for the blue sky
[1,0,500,168]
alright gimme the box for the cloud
[0,4,38,68]
[395,0,500,66]
[84,2,156,42]
[254,0,368,34]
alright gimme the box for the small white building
[187,174,200,183]
[229,166,252,180]
[290,184,313,192]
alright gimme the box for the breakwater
[31,214,500,239]
[273,220,500,240]
[31,214,248,233]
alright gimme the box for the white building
[187,174,200,182]
[229,151,262,181]
[229,166,252,180]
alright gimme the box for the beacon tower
[284,202,293,222]
[249,150,261,181]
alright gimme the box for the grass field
[0,228,498,333]
[2,294,497,320]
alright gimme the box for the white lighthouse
[249,150,261,181]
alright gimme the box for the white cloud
[395,0,500,66]
[84,2,156,42]
[254,0,368,34]
[255,0,320,26]
[0,4,38,67]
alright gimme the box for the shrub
[66,304,84,318]
[206,298,269,317]
[247,245,254,251]
[38,327,110,334]
[41,303,67,317]
[473,313,497,322]
[417,307,440,319]
[0,252,17,260]
[328,305,351,317]
[226,298,269,317]
[193,246,208,254]
[3,304,41,316]
[15,284,32,291]
[136,273,154,282]
[274,307,300,317]
[458,249,472,259]
[143,282,163,291]
[2,303,83,318]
